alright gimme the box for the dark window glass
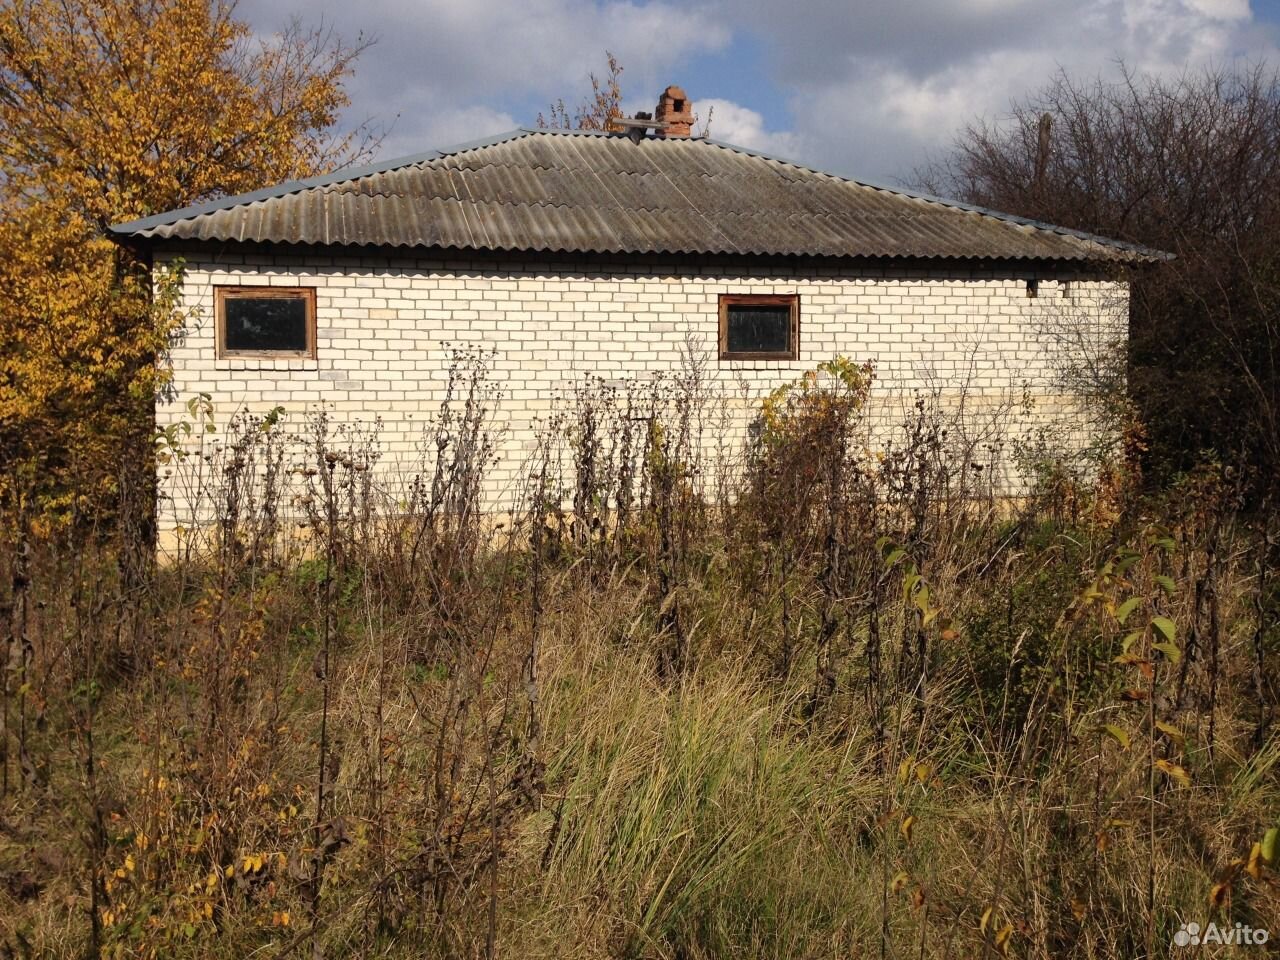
[726,304,791,354]
[224,296,309,353]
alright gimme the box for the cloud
[727,0,1280,181]
[1186,0,1250,20]
[239,0,731,157]
[719,0,1071,83]
[697,98,802,157]
[383,106,520,157]
[239,0,1280,187]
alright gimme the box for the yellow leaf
[900,815,915,843]
[1102,724,1130,749]
[1154,758,1191,787]
[995,922,1014,955]
[1155,721,1185,748]
[1247,842,1263,880]
[1209,881,1231,909]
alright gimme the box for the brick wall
[153,248,1128,530]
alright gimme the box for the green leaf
[1120,631,1142,654]
[1262,828,1279,864]
[1151,616,1177,643]
[1154,575,1176,597]
[1153,642,1182,664]
[1102,724,1130,749]
[1115,597,1142,625]
[1115,553,1142,575]
[884,548,906,568]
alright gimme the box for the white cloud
[753,0,1280,181]
[239,0,1280,187]
[1186,0,1250,20]
[380,106,519,159]
[697,98,803,158]
[240,0,731,158]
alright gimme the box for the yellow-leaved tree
[0,0,372,529]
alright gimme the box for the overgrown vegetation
[0,0,373,524]
[917,63,1280,498]
[0,354,1275,959]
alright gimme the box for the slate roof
[110,128,1163,263]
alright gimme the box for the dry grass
[0,357,1277,959]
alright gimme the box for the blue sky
[242,0,1280,185]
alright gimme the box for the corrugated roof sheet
[110,129,1165,263]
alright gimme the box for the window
[719,294,799,361]
[216,287,316,358]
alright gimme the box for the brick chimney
[655,85,693,138]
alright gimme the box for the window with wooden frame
[718,294,799,361]
[215,287,316,358]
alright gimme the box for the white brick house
[111,90,1158,531]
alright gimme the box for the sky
[241,0,1280,185]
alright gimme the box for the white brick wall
[154,249,1128,529]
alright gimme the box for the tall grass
[0,352,1276,959]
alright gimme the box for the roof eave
[117,233,1162,267]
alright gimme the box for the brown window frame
[718,293,800,361]
[215,286,317,359]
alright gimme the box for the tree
[537,51,625,131]
[0,0,373,525]
[916,64,1280,495]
